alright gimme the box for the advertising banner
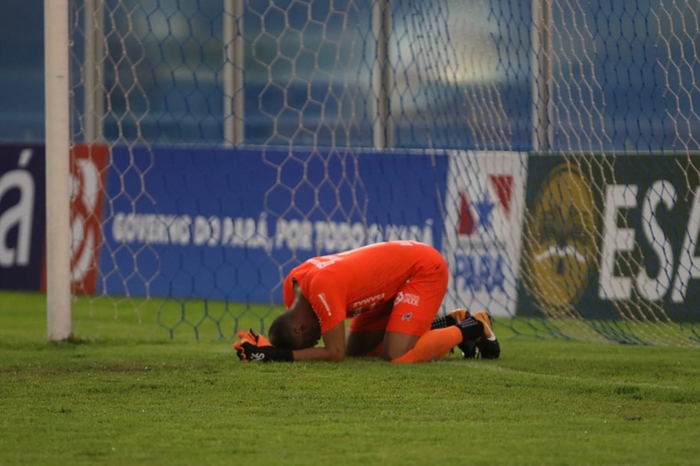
[519,154,700,323]
[101,146,449,303]
[2,142,530,313]
[0,143,107,294]
[0,144,45,291]
[442,151,528,317]
[66,144,108,295]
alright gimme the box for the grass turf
[1,290,700,465]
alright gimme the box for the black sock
[430,314,457,330]
[457,317,484,342]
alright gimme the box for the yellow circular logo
[524,163,598,312]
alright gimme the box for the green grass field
[2,290,700,465]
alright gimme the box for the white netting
[64,0,700,345]
[520,0,700,346]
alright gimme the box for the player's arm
[291,320,346,362]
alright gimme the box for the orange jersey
[283,241,447,333]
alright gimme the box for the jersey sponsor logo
[524,163,597,311]
[308,256,342,269]
[394,291,420,306]
[317,292,332,315]
[401,312,413,321]
[352,293,386,308]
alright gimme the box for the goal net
[62,0,700,346]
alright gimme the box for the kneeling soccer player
[234,240,500,363]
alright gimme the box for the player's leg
[382,248,500,362]
[386,327,462,362]
[428,308,499,358]
[389,310,500,362]
[382,332,420,360]
[381,249,452,362]
[346,329,385,357]
[346,304,392,357]
[385,312,501,362]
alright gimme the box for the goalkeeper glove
[237,328,273,347]
[233,329,294,363]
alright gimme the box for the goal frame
[45,0,400,340]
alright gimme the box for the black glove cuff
[270,347,294,362]
[430,314,457,330]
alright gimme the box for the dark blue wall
[0,0,44,142]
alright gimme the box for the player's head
[268,306,321,350]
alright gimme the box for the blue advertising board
[100,146,449,303]
[0,144,45,291]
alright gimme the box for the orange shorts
[348,252,448,336]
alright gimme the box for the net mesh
[66,0,700,346]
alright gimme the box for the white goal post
[45,0,72,341]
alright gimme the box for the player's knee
[382,332,419,361]
[381,344,409,361]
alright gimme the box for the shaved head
[268,312,300,350]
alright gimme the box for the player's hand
[234,341,294,362]
[236,329,272,347]
[233,329,293,363]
